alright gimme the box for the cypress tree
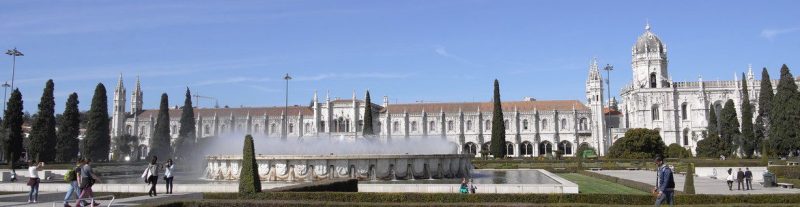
[56,93,80,163]
[84,83,110,161]
[239,134,261,193]
[684,163,695,194]
[28,79,57,162]
[490,79,507,158]
[740,73,755,158]
[696,105,721,158]
[4,89,23,168]
[150,93,172,160]
[755,67,773,157]
[362,90,374,137]
[768,64,799,157]
[719,100,739,157]
[176,88,196,159]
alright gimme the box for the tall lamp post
[283,73,292,141]
[5,48,24,90]
[602,64,613,150]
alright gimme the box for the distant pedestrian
[164,159,175,194]
[653,155,674,207]
[459,178,468,194]
[76,158,100,207]
[27,161,44,203]
[63,160,82,207]
[744,168,753,190]
[468,178,477,194]
[143,156,161,197]
[726,168,733,191]
[736,168,745,190]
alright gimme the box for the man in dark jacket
[744,168,753,190]
[654,155,674,207]
[737,168,745,190]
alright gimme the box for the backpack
[666,170,675,188]
[63,167,78,182]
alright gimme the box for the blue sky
[0,0,798,112]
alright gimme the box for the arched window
[482,142,491,154]
[579,118,588,130]
[485,120,491,131]
[504,120,509,129]
[522,119,529,130]
[539,141,553,155]
[542,119,548,130]
[319,121,326,132]
[466,120,473,131]
[652,105,660,120]
[521,141,533,156]
[506,142,514,156]
[270,123,276,133]
[650,72,657,88]
[681,102,689,120]
[464,142,477,155]
[561,119,567,130]
[559,141,573,155]
[411,121,418,132]
[204,125,210,135]
[447,120,454,131]
[172,125,177,134]
[683,128,690,146]
[288,123,294,133]
[429,121,436,132]
[254,124,260,134]
[140,126,145,136]
[305,123,311,133]
[392,121,399,132]
[126,125,132,135]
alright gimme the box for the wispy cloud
[293,73,413,81]
[433,45,481,66]
[760,27,800,40]
[193,77,272,86]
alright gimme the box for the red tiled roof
[382,100,588,113]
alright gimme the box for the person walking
[726,168,734,191]
[63,160,82,207]
[27,161,44,203]
[744,168,753,190]
[164,159,175,194]
[143,156,161,197]
[653,155,674,207]
[736,168,745,190]
[76,158,100,207]
[468,178,477,194]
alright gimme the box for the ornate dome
[633,23,665,54]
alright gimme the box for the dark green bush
[684,163,696,194]
[238,135,261,194]
[768,166,800,179]
[269,179,358,192]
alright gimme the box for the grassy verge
[558,173,648,195]
[147,199,800,207]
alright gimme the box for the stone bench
[589,168,602,171]
[788,162,799,166]
[778,183,794,189]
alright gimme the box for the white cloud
[433,45,481,67]
[760,28,800,40]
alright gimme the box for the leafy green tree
[3,89,23,168]
[768,64,799,157]
[666,143,691,158]
[55,93,80,163]
[112,134,139,161]
[607,128,666,159]
[696,106,725,158]
[490,79,507,158]
[28,80,58,162]
[740,73,756,158]
[719,100,740,157]
[684,163,696,194]
[84,83,111,161]
[175,88,195,159]
[755,67,773,157]
[150,93,172,159]
[239,134,261,194]
[362,90,374,137]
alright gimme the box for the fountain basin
[205,154,474,181]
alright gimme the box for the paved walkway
[0,192,201,207]
[594,170,800,195]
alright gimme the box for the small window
[270,123,276,133]
[681,103,688,120]
[447,120,454,131]
[542,119,548,130]
[289,123,294,133]
[429,121,436,132]
[652,105,660,120]
[392,121,399,132]
[485,120,491,130]
[522,119,529,130]
[466,120,473,131]
[561,119,567,130]
[411,121,418,132]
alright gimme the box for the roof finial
[645,19,651,31]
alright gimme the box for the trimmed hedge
[150,200,800,207]
[472,158,765,170]
[768,166,800,179]
[199,192,800,205]
[268,179,358,192]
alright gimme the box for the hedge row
[200,192,800,205]
[472,159,765,169]
[578,171,657,194]
[768,166,800,179]
[150,200,800,207]
[268,179,358,192]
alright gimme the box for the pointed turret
[131,76,143,114]
[111,73,127,137]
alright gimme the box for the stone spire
[131,75,143,113]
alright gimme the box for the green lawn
[558,173,648,195]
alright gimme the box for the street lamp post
[2,81,9,113]
[283,73,292,141]
[5,48,24,90]
[602,64,614,152]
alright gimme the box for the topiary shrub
[684,163,695,194]
[239,134,261,194]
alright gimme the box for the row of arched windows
[388,117,588,133]
[465,140,576,156]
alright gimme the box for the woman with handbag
[164,159,175,194]
[144,156,161,197]
[27,161,44,203]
